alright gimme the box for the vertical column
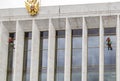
[117,15,120,81]
[0,21,9,81]
[64,18,71,81]
[13,21,24,81]
[30,20,40,81]
[47,19,56,81]
[99,16,104,81]
[82,17,87,81]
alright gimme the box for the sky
[0,0,120,9]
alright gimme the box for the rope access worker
[106,37,112,50]
[9,37,14,49]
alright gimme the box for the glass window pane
[72,29,82,36]
[104,72,116,81]
[26,72,30,81]
[9,33,15,38]
[27,51,31,70]
[42,51,48,67]
[23,72,30,81]
[28,39,31,51]
[56,30,65,81]
[56,68,64,81]
[42,39,48,49]
[88,72,99,81]
[40,69,47,81]
[104,34,116,81]
[72,68,81,81]
[72,49,82,67]
[23,32,31,81]
[88,36,99,47]
[7,33,15,81]
[104,48,116,65]
[7,72,12,81]
[72,37,82,48]
[24,40,28,51]
[56,73,64,81]
[39,31,48,81]
[8,52,13,70]
[88,48,99,65]
[88,35,99,81]
[88,48,99,79]
[56,50,65,67]
[57,38,65,49]
[88,28,99,35]
[56,30,65,37]
[23,73,26,81]
[41,31,48,37]
[25,32,32,38]
[71,33,82,81]
[104,28,116,35]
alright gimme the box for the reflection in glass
[87,28,99,81]
[39,31,48,81]
[55,30,65,81]
[23,32,32,81]
[71,29,82,81]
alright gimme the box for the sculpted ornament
[25,0,39,16]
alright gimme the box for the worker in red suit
[9,37,14,49]
[106,37,112,50]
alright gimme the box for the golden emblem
[25,0,39,16]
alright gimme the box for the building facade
[0,2,120,81]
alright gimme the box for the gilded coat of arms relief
[25,0,39,16]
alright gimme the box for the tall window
[104,28,116,81]
[55,30,65,81]
[87,28,99,81]
[71,29,82,81]
[7,33,15,81]
[39,31,48,81]
[23,32,32,81]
